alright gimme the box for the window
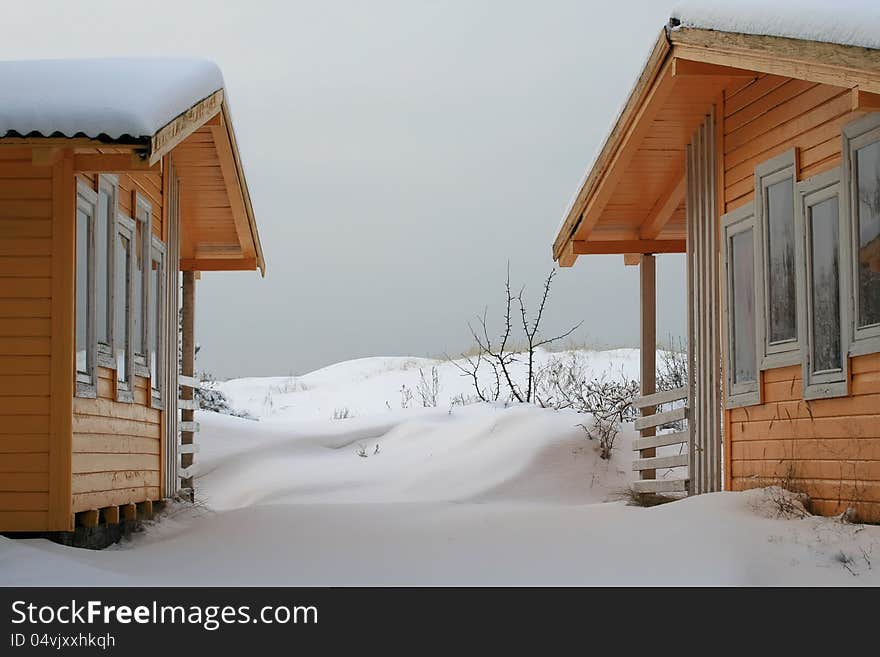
[96,175,118,367]
[115,215,136,402]
[795,169,849,399]
[75,182,98,398]
[149,236,167,408]
[722,204,760,408]
[843,113,880,355]
[754,150,800,368]
[133,195,152,376]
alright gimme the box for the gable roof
[0,57,265,275]
[552,8,880,265]
[0,58,223,143]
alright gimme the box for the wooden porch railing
[178,374,202,491]
[632,385,690,494]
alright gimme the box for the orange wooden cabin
[0,59,264,533]
[553,13,880,520]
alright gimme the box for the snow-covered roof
[0,58,224,141]
[671,0,880,51]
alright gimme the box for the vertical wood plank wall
[687,111,723,494]
[70,167,165,514]
[720,75,880,520]
[163,158,181,499]
[0,149,55,530]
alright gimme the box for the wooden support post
[101,506,120,525]
[137,500,153,520]
[121,503,137,522]
[639,254,657,481]
[76,509,100,528]
[180,271,196,495]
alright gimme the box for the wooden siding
[721,75,863,213]
[720,76,880,520]
[0,149,55,531]
[71,377,161,512]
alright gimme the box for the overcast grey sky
[3,0,686,378]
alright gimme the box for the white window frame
[754,149,801,369]
[795,168,850,400]
[721,203,761,409]
[96,174,119,369]
[150,236,167,409]
[842,112,880,356]
[114,214,136,403]
[133,193,153,378]
[75,182,98,399]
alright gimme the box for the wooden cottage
[552,9,880,519]
[0,58,264,533]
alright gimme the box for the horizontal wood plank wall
[71,164,163,514]
[721,77,879,520]
[0,149,54,531]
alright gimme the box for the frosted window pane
[76,208,89,375]
[150,258,160,389]
[115,234,130,383]
[731,229,757,384]
[132,223,144,355]
[766,177,797,343]
[809,198,842,373]
[856,140,880,328]
[96,189,111,344]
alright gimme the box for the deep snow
[1,350,878,586]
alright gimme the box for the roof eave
[553,26,880,265]
[552,28,672,263]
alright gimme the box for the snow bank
[0,58,223,139]
[672,1,880,51]
[195,405,633,510]
[1,349,878,586]
[215,348,642,422]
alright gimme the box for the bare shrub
[450,392,479,407]
[333,407,353,420]
[657,336,689,392]
[578,414,620,460]
[417,366,441,408]
[535,353,640,420]
[450,265,580,404]
[612,486,677,507]
[399,384,413,409]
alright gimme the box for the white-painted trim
[796,168,850,400]
[754,149,801,370]
[842,112,880,357]
[149,236,167,410]
[721,203,761,409]
[114,214,136,403]
[74,182,98,399]
[96,174,118,369]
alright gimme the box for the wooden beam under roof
[553,29,673,261]
[73,153,160,173]
[567,59,678,247]
[640,168,686,239]
[179,257,258,272]
[572,239,686,255]
[671,58,757,78]
[209,117,256,260]
[852,88,880,111]
[670,28,880,94]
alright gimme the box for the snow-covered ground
[1,349,878,586]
